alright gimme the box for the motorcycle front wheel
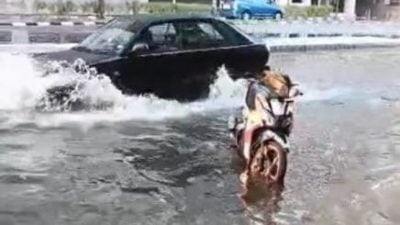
[249,140,287,184]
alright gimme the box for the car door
[260,0,277,16]
[121,19,222,101]
[120,21,182,98]
[167,19,223,100]
[206,19,269,79]
[172,19,268,85]
[252,0,267,16]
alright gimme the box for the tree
[97,0,105,19]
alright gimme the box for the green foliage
[142,2,211,14]
[174,3,211,13]
[284,5,333,18]
[305,5,333,17]
[80,1,97,13]
[33,0,48,11]
[34,0,77,15]
[125,1,143,14]
[32,1,211,16]
[67,1,77,12]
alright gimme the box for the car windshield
[75,27,135,55]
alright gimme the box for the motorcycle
[228,83,302,185]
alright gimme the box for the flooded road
[1,48,400,225]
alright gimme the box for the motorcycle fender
[260,130,290,151]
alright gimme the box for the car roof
[115,14,217,23]
[109,14,224,31]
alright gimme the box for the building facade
[275,0,400,20]
[275,0,356,19]
[356,0,400,20]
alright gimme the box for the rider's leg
[228,115,237,138]
[242,109,264,159]
[239,110,265,184]
[242,129,252,162]
[228,107,247,141]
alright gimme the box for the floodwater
[0,47,400,225]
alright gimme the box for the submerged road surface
[0,47,400,225]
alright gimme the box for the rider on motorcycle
[229,66,299,184]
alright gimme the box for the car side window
[198,23,224,41]
[134,22,179,54]
[174,21,228,50]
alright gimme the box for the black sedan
[34,14,269,101]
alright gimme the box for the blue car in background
[218,0,284,20]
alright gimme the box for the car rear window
[174,21,227,49]
[212,20,253,46]
[171,20,252,50]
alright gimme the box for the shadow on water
[239,180,285,225]
[115,145,221,188]
[112,116,231,193]
[228,138,286,225]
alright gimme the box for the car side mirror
[131,42,149,54]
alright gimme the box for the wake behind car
[34,14,269,102]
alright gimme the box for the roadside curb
[0,23,399,44]
[250,33,400,39]
[0,29,399,45]
[0,21,106,27]
[0,18,350,27]
[268,43,400,53]
[0,17,394,27]
[0,15,358,27]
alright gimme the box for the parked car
[219,0,284,20]
[34,15,269,102]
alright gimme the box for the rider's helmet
[261,69,291,98]
[259,67,296,135]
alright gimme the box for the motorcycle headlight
[289,86,302,98]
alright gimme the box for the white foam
[265,36,400,47]
[0,52,250,128]
[0,51,353,129]
[0,53,49,111]
[0,43,76,54]
[298,83,354,102]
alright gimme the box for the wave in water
[0,52,352,128]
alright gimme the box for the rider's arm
[255,93,269,111]
[254,84,272,112]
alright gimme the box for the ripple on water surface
[0,48,400,224]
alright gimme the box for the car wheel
[241,11,252,20]
[274,12,283,20]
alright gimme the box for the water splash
[0,52,250,128]
[298,84,355,102]
[0,52,355,129]
[0,53,47,111]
